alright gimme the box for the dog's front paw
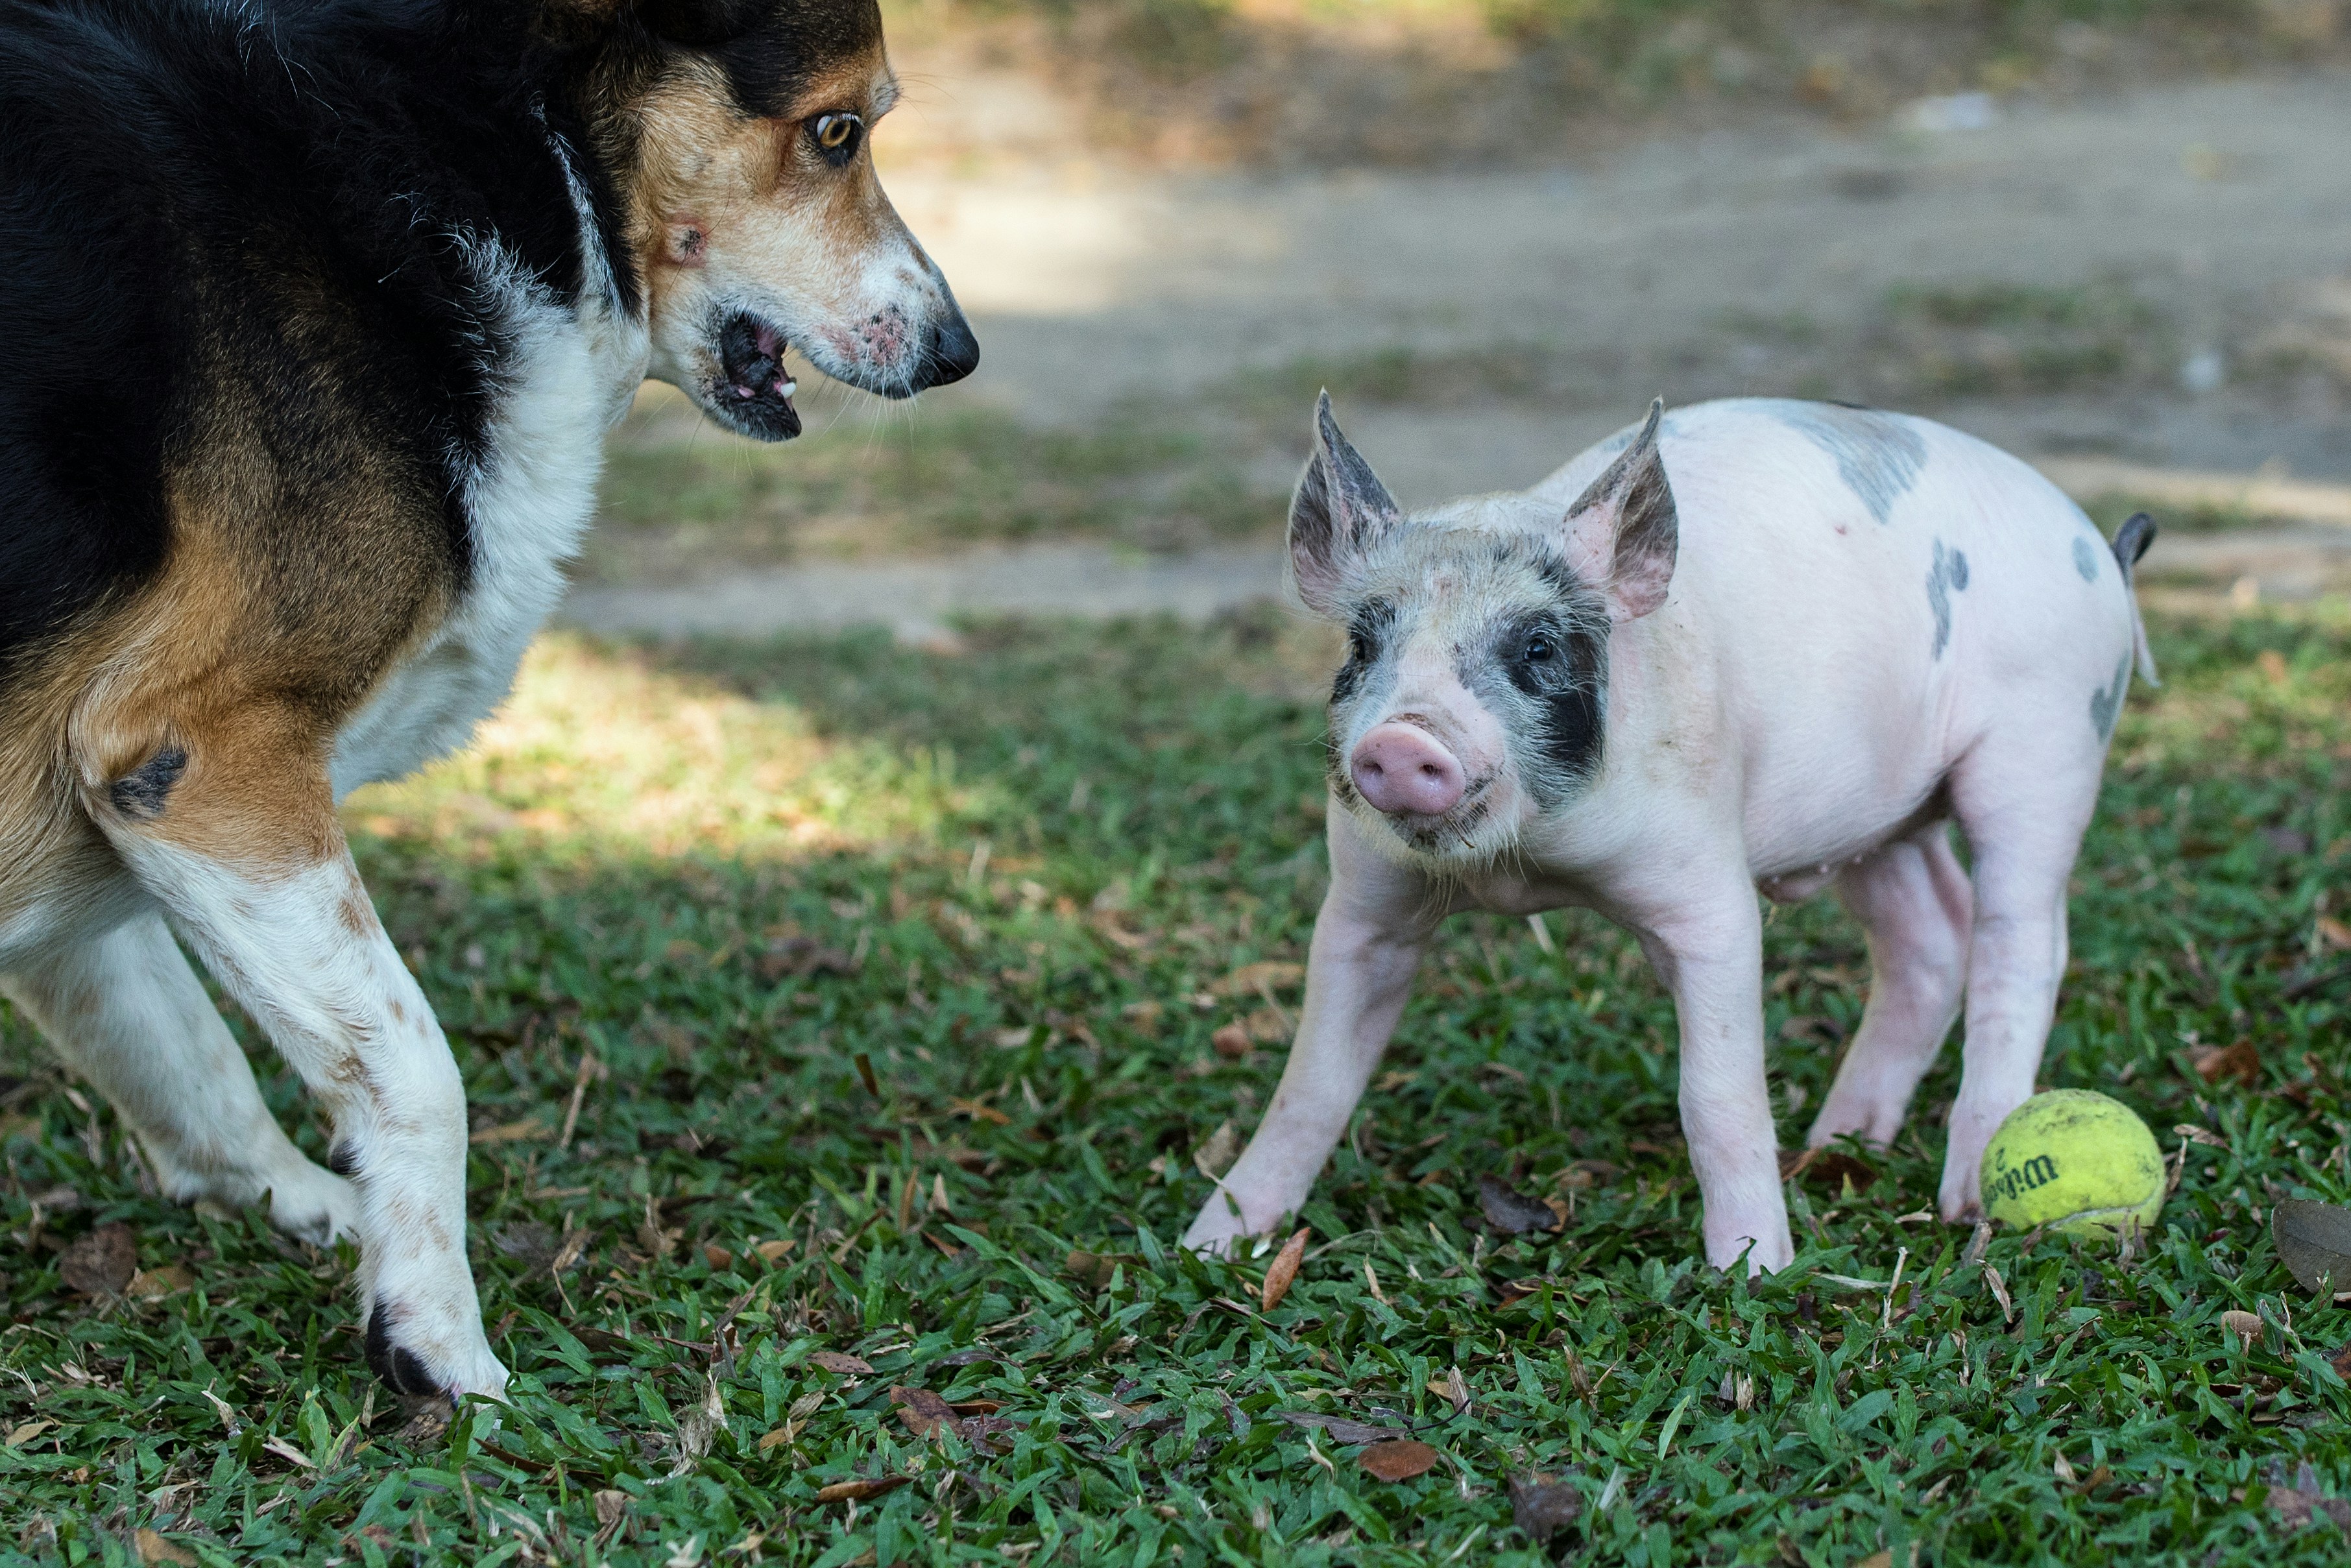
[265,1162,360,1248]
[364,1298,508,1406]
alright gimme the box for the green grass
[585,396,1264,582]
[10,604,2351,1565]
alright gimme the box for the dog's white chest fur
[329,222,647,801]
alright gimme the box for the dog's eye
[811,113,863,162]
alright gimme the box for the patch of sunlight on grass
[341,634,1009,861]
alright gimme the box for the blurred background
[570,0,2351,642]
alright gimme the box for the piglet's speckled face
[1323,531,1610,863]
[1288,394,1677,869]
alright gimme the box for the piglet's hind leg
[1941,758,2090,1221]
[1808,823,1972,1150]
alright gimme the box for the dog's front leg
[2,910,359,1244]
[80,722,505,1403]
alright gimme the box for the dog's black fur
[0,0,891,681]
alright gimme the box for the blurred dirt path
[559,498,2351,642]
[890,69,2351,496]
[564,67,2351,635]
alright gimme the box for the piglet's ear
[1290,391,1400,616]
[1560,398,1678,621]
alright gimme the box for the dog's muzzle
[715,311,801,440]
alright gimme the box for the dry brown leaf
[758,937,854,982]
[1508,1474,1584,1539]
[2274,1200,2351,1294]
[1493,1277,1551,1310]
[703,1243,732,1270]
[1241,1007,1290,1044]
[2267,1461,2351,1529]
[1477,1174,1564,1235]
[1194,1120,1238,1179]
[814,1475,910,1504]
[755,1239,796,1262]
[807,1351,873,1376]
[889,1386,961,1440]
[1429,1366,1471,1415]
[1359,1439,1440,1482]
[1090,913,1150,952]
[1277,1411,1410,1446]
[128,1264,194,1300]
[1210,1023,1255,1060]
[2190,1038,2260,1087]
[757,1429,792,1453]
[6,1419,53,1447]
[60,1224,136,1296]
[1985,1265,2014,1324]
[1065,1249,1142,1290]
[1260,1227,1310,1311]
[134,1530,196,1566]
[950,1097,1011,1126]
[1211,961,1304,998]
[2318,915,2351,951]
[1778,1147,1878,1192]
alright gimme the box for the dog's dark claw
[364,1304,445,1399]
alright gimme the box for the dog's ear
[1558,398,1677,621]
[1290,391,1399,617]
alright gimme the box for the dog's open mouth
[713,311,801,440]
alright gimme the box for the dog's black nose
[915,307,979,391]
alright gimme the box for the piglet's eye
[1523,634,1556,664]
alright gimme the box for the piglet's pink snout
[1350,723,1467,816]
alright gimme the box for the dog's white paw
[365,1294,508,1406]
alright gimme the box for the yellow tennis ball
[1979,1089,2165,1238]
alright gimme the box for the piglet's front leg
[1182,876,1429,1255]
[1636,885,1794,1273]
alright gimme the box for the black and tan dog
[0,0,974,1402]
